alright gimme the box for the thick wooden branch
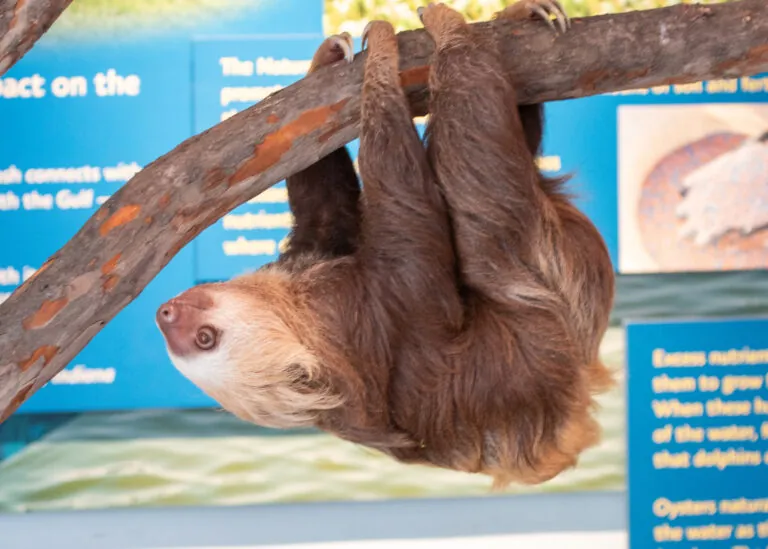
[1,0,766,422]
[0,0,73,76]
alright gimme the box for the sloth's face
[156,273,341,429]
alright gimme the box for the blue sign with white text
[0,0,324,413]
[192,36,321,281]
[626,317,768,548]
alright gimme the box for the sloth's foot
[418,2,468,49]
[361,20,399,76]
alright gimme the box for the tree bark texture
[0,0,73,76]
[1,0,767,422]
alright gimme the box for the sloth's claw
[311,32,355,72]
[495,0,571,34]
[332,32,355,64]
[417,3,435,25]
[362,21,372,51]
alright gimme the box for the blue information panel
[0,1,324,413]
[626,317,768,548]
[0,39,202,413]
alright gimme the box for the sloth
[157,0,615,488]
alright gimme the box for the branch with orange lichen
[0,0,74,76]
[1,0,767,422]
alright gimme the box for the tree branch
[1,0,767,422]
[0,0,73,76]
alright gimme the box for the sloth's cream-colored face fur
[156,271,341,429]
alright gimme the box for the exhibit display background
[626,317,768,548]
[0,0,766,526]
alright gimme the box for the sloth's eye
[195,325,218,351]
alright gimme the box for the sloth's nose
[157,302,179,326]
